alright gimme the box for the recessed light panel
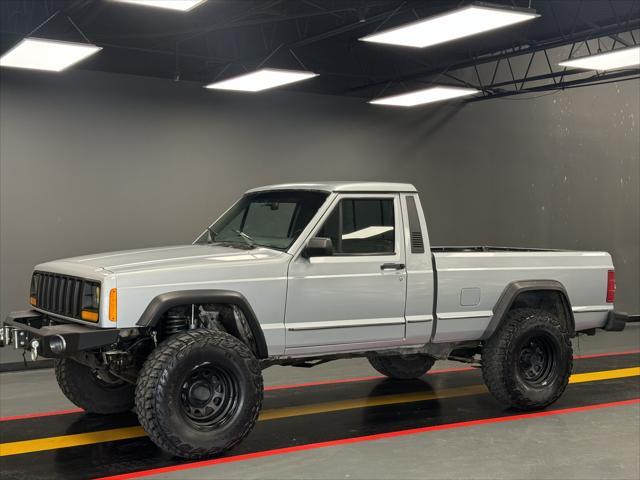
[369,86,479,107]
[0,38,102,72]
[111,0,207,11]
[206,68,318,92]
[559,46,640,71]
[360,4,539,48]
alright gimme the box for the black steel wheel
[482,308,572,410]
[135,329,263,459]
[516,333,559,387]
[180,363,240,429]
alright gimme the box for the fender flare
[481,280,575,340]
[136,289,268,358]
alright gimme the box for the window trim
[314,195,398,257]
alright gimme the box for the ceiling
[1,0,639,100]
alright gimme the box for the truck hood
[40,244,286,275]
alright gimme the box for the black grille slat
[32,272,99,321]
[57,277,65,313]
[63,278,71,315]
[45,275,52,310]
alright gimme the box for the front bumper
[0,310,119,359]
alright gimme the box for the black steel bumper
[0,310,119,358]
[603,311,628,332]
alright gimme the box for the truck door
[284,193,407,355]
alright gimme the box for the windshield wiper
[233,229,256,248]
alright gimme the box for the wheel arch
[136,289,269,359]
[482,280,575,340]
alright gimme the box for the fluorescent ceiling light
[111,0,207,11]
[205,68,318,92]
[370,86,479,107]
[0,38,101,72]
[360,4,539,48]
[558,46,640,71]
[343,226,394,240]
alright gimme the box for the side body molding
[481,280,575,340]
[136,289,268,358]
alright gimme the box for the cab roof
[246,181,417,194]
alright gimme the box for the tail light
[606,270,616,303]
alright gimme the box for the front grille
[33,272,100,321]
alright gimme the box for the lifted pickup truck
[1,182,628,458]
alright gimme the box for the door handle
[380,263,405,271]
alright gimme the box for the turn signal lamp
[606,270,616,303]
[109,289,118,322]
[30,296,37,306]
[81,310,99,322]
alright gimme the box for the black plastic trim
[604,311,628,331]
[136,290,268,358]
[481,280,575,340]
[405,196,425,254]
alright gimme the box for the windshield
[195,190,328,250]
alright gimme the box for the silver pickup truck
[0,181,628,458]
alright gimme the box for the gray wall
[1,69,638,363]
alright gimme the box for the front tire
[55,358,135,414]
[368,354,435,379]
[482,308,572,410]
[135,329,263,459]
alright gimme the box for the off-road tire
[482,308,572,410]
[54,358,135,414]
[135,329,263,459]
[368,354,436,379]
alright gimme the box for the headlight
[81,283,100,322]
[30,273,39,306]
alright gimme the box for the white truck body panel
[432,250,612,343]
[30,181,615,358]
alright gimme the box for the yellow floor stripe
[0,426,145,457]
[568,367,640,384]
[1,366,637,457]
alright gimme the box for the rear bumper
[0,310,119,358]
[603,311,628,332]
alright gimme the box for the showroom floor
[0,325,638,480]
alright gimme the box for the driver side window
[317,198,395,255]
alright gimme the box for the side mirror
[303,237,334,258]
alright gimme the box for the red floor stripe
[0,408,83,422]
[574,349,640,360]
[1,348,638,423]
[94,398,640,480]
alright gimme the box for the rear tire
[55,358,135,414]
[368,353,435,379]
[482,308,572,410]
[135,329,263,459]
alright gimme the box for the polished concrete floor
[0,325,638,479]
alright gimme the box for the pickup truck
[0,181,628,459]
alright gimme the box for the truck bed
[429,248,613,343]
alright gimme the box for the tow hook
[0,325,14,347]
[29,339,40,361]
